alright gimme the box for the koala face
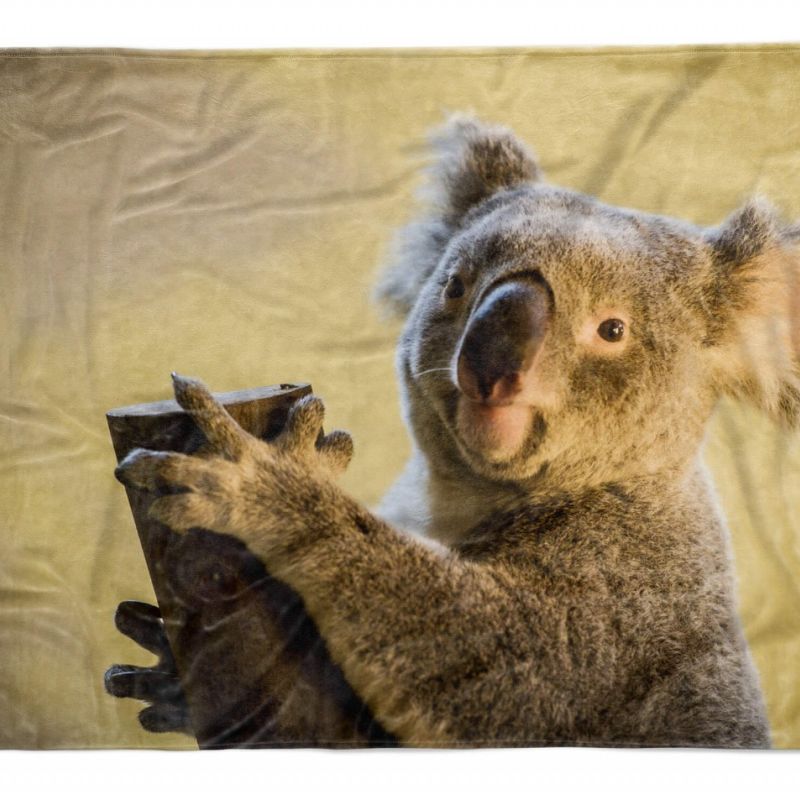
[381,118,800,491]
[401,186,716,486]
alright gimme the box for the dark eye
[444,274,465,300]
[597,318,625,342]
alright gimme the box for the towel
[1,45,799,749]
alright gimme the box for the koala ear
[703,199,800,426]
[706,199,780,269]
[426,114,542,226]
[375,116,541,316]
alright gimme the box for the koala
[109,117,800,747]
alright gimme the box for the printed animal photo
[1,47,799,750]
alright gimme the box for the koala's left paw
[114,374,353,536]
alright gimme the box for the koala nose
[456,277,551,405]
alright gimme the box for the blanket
[1,45,799,749]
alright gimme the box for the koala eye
[444,274,466,300]
[597,318,625,342]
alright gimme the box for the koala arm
[115,375,546,745]
[264,494,518,744]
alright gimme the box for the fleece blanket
[1,45,799,749]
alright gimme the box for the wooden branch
[107,384,394,748]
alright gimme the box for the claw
[138,702,192,735]
[170,373,248,460]
[114,448,151,489]
[284,395,326,453]
[114,449,177,491]
[114,601,171,657]
[318,429,354,475]
[149,492,222,534]
[104,665,183,703]
[104,664,135,698]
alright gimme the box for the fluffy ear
[703,199,800,426]
[425,115,542,226]
[375,115,541,316]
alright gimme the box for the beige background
[0,46,799,748]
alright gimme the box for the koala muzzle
[456,277,551,405]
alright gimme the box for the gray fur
[121,118,800,747]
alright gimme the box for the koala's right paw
[104,600,193,736]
